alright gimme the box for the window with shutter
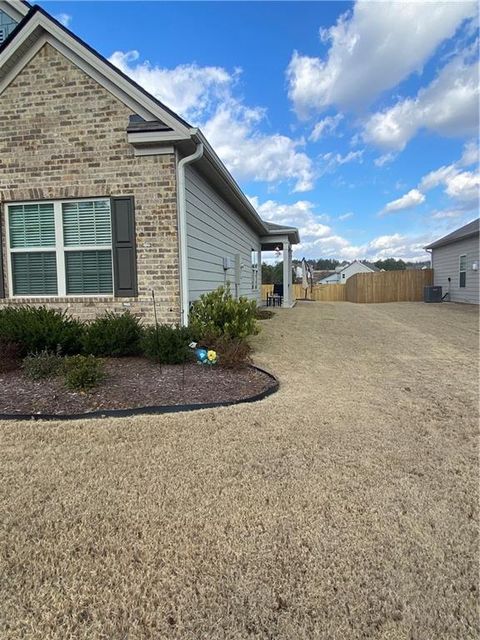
[6,199,115,297]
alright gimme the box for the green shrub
[142,325,194,365]
[208,336,252,369]
[64,355,105,391]
[255,308,275,320]
[0,306,84,357]
[189,285,258,340]
[22,349,64,381]
[0,339,22,373]
[82,311,143,357]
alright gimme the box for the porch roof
[261,222,300,248]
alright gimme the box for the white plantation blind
[8,203,56,248]
[62,200,112,247]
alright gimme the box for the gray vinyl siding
[185,165,261,303]
[432,235,479,304]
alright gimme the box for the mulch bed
[0,358,276,416]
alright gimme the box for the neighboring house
[0,1,299,325]
[311,269,335,284]
[425,219,479,304]
[319,260,379,284]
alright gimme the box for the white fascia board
[127,131,190,144]
[0,30,46,95]
[133,145,174,157]
[0,0,29,22]
[260,234,290,244]
[0,12,192,137]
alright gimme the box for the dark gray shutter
[111,196,137,297]
[0,211,5,298]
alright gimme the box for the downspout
[177,142,204,326]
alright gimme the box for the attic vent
[128,114,145,125]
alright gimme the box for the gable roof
[0,0,30,24]
[361,261,380,272]
[425,219,479,250]
[320,272,340,281]
[319,260,378,282]
[0,2,300,243]
[339,260,378,274]
[0,5,192,133]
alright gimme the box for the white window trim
[459,254,467,288]
[251,249,259,290]
[5,198,114,299]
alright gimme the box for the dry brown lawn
[1,302,479,639]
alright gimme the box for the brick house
[0,1,299,324]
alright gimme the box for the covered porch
[258,222,300,308]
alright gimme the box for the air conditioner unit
[424,286,442,303]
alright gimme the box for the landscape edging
[0,365,279,422]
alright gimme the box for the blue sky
[43,0,479,261]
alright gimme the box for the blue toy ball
[195,347,208,364]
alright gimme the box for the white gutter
[177,142,204,326]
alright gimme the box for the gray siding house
[0,1,299,325]
[425,219,479,304]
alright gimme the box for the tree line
[262,258,430,284]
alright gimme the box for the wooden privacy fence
[261,269,433,304]
[261,283,346,302]
[345,269,433,303]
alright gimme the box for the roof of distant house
[425,219,479,250]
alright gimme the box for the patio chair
[267,284,284,307]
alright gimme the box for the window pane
[12,252,58,295]
[9,203,55,248]
[65,250,113,294]
[459,255,467,271]
[460,271,466,288]
[63,200,112,247]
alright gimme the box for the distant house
[319,260,379,284]
[425,219,479,304]
[309,269,334,284]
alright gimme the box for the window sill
[3,296,137,303]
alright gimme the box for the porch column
[283,241,291,307]
[288,245,293,303]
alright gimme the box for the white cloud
[381,188,426,215]
[338,212,354,221]
[319,149,364,175]
[374,153,396,168]
[431,209,468,220]
[444,170,479,202]
[419,164,459,192]
[309,114,343,141]
[250,196,429,262]
[109,51,315,192]
[55,13,72,27]
[418,141,479,207]
[249,197,329,235]
[363,49,479,151]
[286,0,476,117]
[459,139,479,167]
[203,100,315,192]
[109,50,235,120]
